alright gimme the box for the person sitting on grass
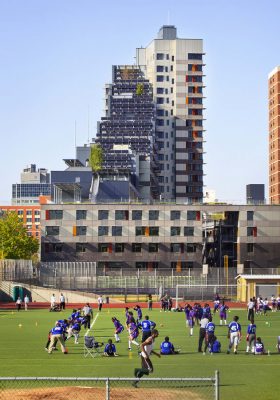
[103,339,118,357]
[160,336,180,355]
[209,336,221,353]
[255,337,266,355]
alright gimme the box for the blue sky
[0,0,279,204]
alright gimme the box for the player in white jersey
[133,329,161,387]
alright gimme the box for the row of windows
[156,53,203,61]
[46,226,196,237]
[44,242,197,253]
[46,210,201,221]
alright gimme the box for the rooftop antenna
[74,120,77,167]
[87,105,90,144]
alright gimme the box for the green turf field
[0,307,279,399]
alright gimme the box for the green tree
[136,83,144,96]
[0,212,39,259]
[89,144,103,173]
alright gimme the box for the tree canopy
[0,211,39,260]
[89,144,103,173]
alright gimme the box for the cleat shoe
[132,380,139,388]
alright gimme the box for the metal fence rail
[0,374,219,400]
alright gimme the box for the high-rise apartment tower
[137,26,205,203]
[268,66,280,204]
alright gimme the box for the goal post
[175,284,237,308]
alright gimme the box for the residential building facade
[40,203,280,271]
[136,25,205,203]
[268,66,280,204]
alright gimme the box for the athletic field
[0,306,279,399]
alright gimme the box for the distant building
[246,184,265,205]
[268,67,280,204]
[94,65,158,202]
[136,25,205,203]
[12,164,51,205]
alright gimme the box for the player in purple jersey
[133,305,143,323]
[188,308,196,336]
[112,317,124,342]
[219,301,229,325]
[128,318,140,350]
[246,319,256,354]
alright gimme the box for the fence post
[106,377,110,400]
[215,370,220,400]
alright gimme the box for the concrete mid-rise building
[136,25,205,203]
[40,203,280,271]
[12,164,51,205]
[268,67,280,204]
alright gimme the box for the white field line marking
[85,313,99,336]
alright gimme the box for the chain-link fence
[0,375,220,400]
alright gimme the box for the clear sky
[0,0,279,204]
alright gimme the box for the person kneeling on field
[160,336,180,355]
[104,339,118,357]
[209,336,221,353]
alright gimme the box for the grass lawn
[0,306,279,399]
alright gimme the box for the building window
[157,87,164,94]
[171,227,181,236]
[35,210,40,215]
[98,226,109,236]
[171,210,181,220]
[46,226,59,236]
[76,243,86,252]
[132,210,142,220]
[186,244,196,253]
[98,244,111,253]
[115,243,125,253]
[171,261,193,270]
[17,210,24,215]
[115,210,128,220]
[157,75,164,82]
[157,97,164,104]
[149,243,159,253]
[48,210,63,220]
[76,226,87,236]
[132,243,142,252]
[136,226,146,236]
[98,210,109,220]
[149,227,159,236]
[149,210,159,220]
[171,243,184,253]
[112,226,122,236]
[184,227,194,236]
[247,211,254,221]
[188,53,203,60]
[247,243,254,253]
[247,227,257,237]
[26,218,32,223]
[156,53,164,60]
[26,210,32,215]
[45,243,63,253]
[187,211,200,221]
[157,65,164,72]
[76,210,87,220]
